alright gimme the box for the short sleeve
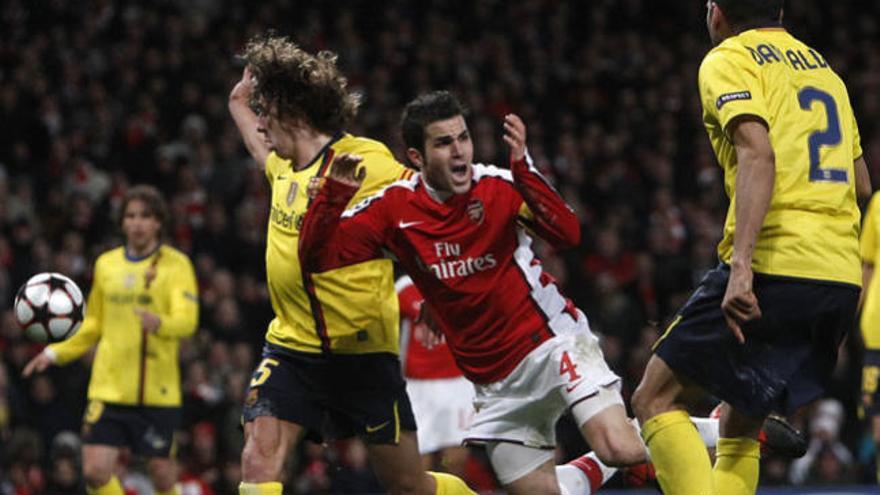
[699,47,769,136]
[852,111,863,160]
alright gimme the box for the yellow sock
[642,410,714,495]
[239,481,283,495]
[429,471,477,495]
[156,485,180,495]
[713,437,760,495]
[86,476,124,495]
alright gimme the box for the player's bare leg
[502,458,560,495]
[240,416,303,493]
[439,446,469,478]
[421,447,469,478]
[147,457,178,494]
[367,431,437,495]
[83,444,122,494]
[579,404,646,466]
[632,355,713,495]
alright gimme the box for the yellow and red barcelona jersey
[861,193,880,349]
[699,28,862,286]
[49,245,198,407]
[263,133,415,354]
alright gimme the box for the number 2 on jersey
[797,87,847,183]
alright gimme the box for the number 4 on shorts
[559,351,582,382]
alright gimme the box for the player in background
[630,1,872,494]
[23,185,199,495]
[227,35,472,495]
[396,275,475,477]
[860,192,880,483]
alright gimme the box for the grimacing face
[411,115,475,195]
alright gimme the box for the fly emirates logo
[427,242,497,280]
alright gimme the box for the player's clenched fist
[328,153,365,187]
[503,113,527,162]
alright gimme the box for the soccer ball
[14,272,85,343]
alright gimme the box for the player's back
[700,28,862,286]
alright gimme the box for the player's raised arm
[504,113,581,249]
[228,65,271,167]
[299,153,389,273]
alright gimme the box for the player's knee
[631,384,661,423]
[381,471,425,495]
[147,459,177,491]
[241,433,285,481]
[593,437,647,467]
[82,458,113,488]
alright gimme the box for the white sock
[556,452,618,495]
[691,416,720,449]
[631,415,720,458]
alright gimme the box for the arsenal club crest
[467,199,484,224]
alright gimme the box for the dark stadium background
[1,0,879,493]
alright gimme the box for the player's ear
[711,2,727,30]
[406,148,425,170]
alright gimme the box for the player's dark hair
[243,33,359,134]
[401,90,467,155]
[120,184,168,232]
[713,0,783,28]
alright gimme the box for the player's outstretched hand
[415,301,445,349]
[328,153,365,188]
[22,351,54,377]
[503,114,527,162]
[721,264,762,344]
[230,65,256,104]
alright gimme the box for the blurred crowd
[1,0,879,493]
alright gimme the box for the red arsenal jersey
[396,276,463,380]
[301,156,582,384]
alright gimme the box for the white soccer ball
[13,272,85,343]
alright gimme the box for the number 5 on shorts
[250,358,279,387]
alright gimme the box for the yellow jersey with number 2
[699,28,862,286]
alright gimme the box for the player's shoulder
[335,134,395,159]
[868,191,880,215]
[344,173,419,217]
[158,245,194,267]
[700,40,752,76]
[265,151,289,177]
[395,275,414,294]
[473,163,514,185]
[96,246,125,267]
